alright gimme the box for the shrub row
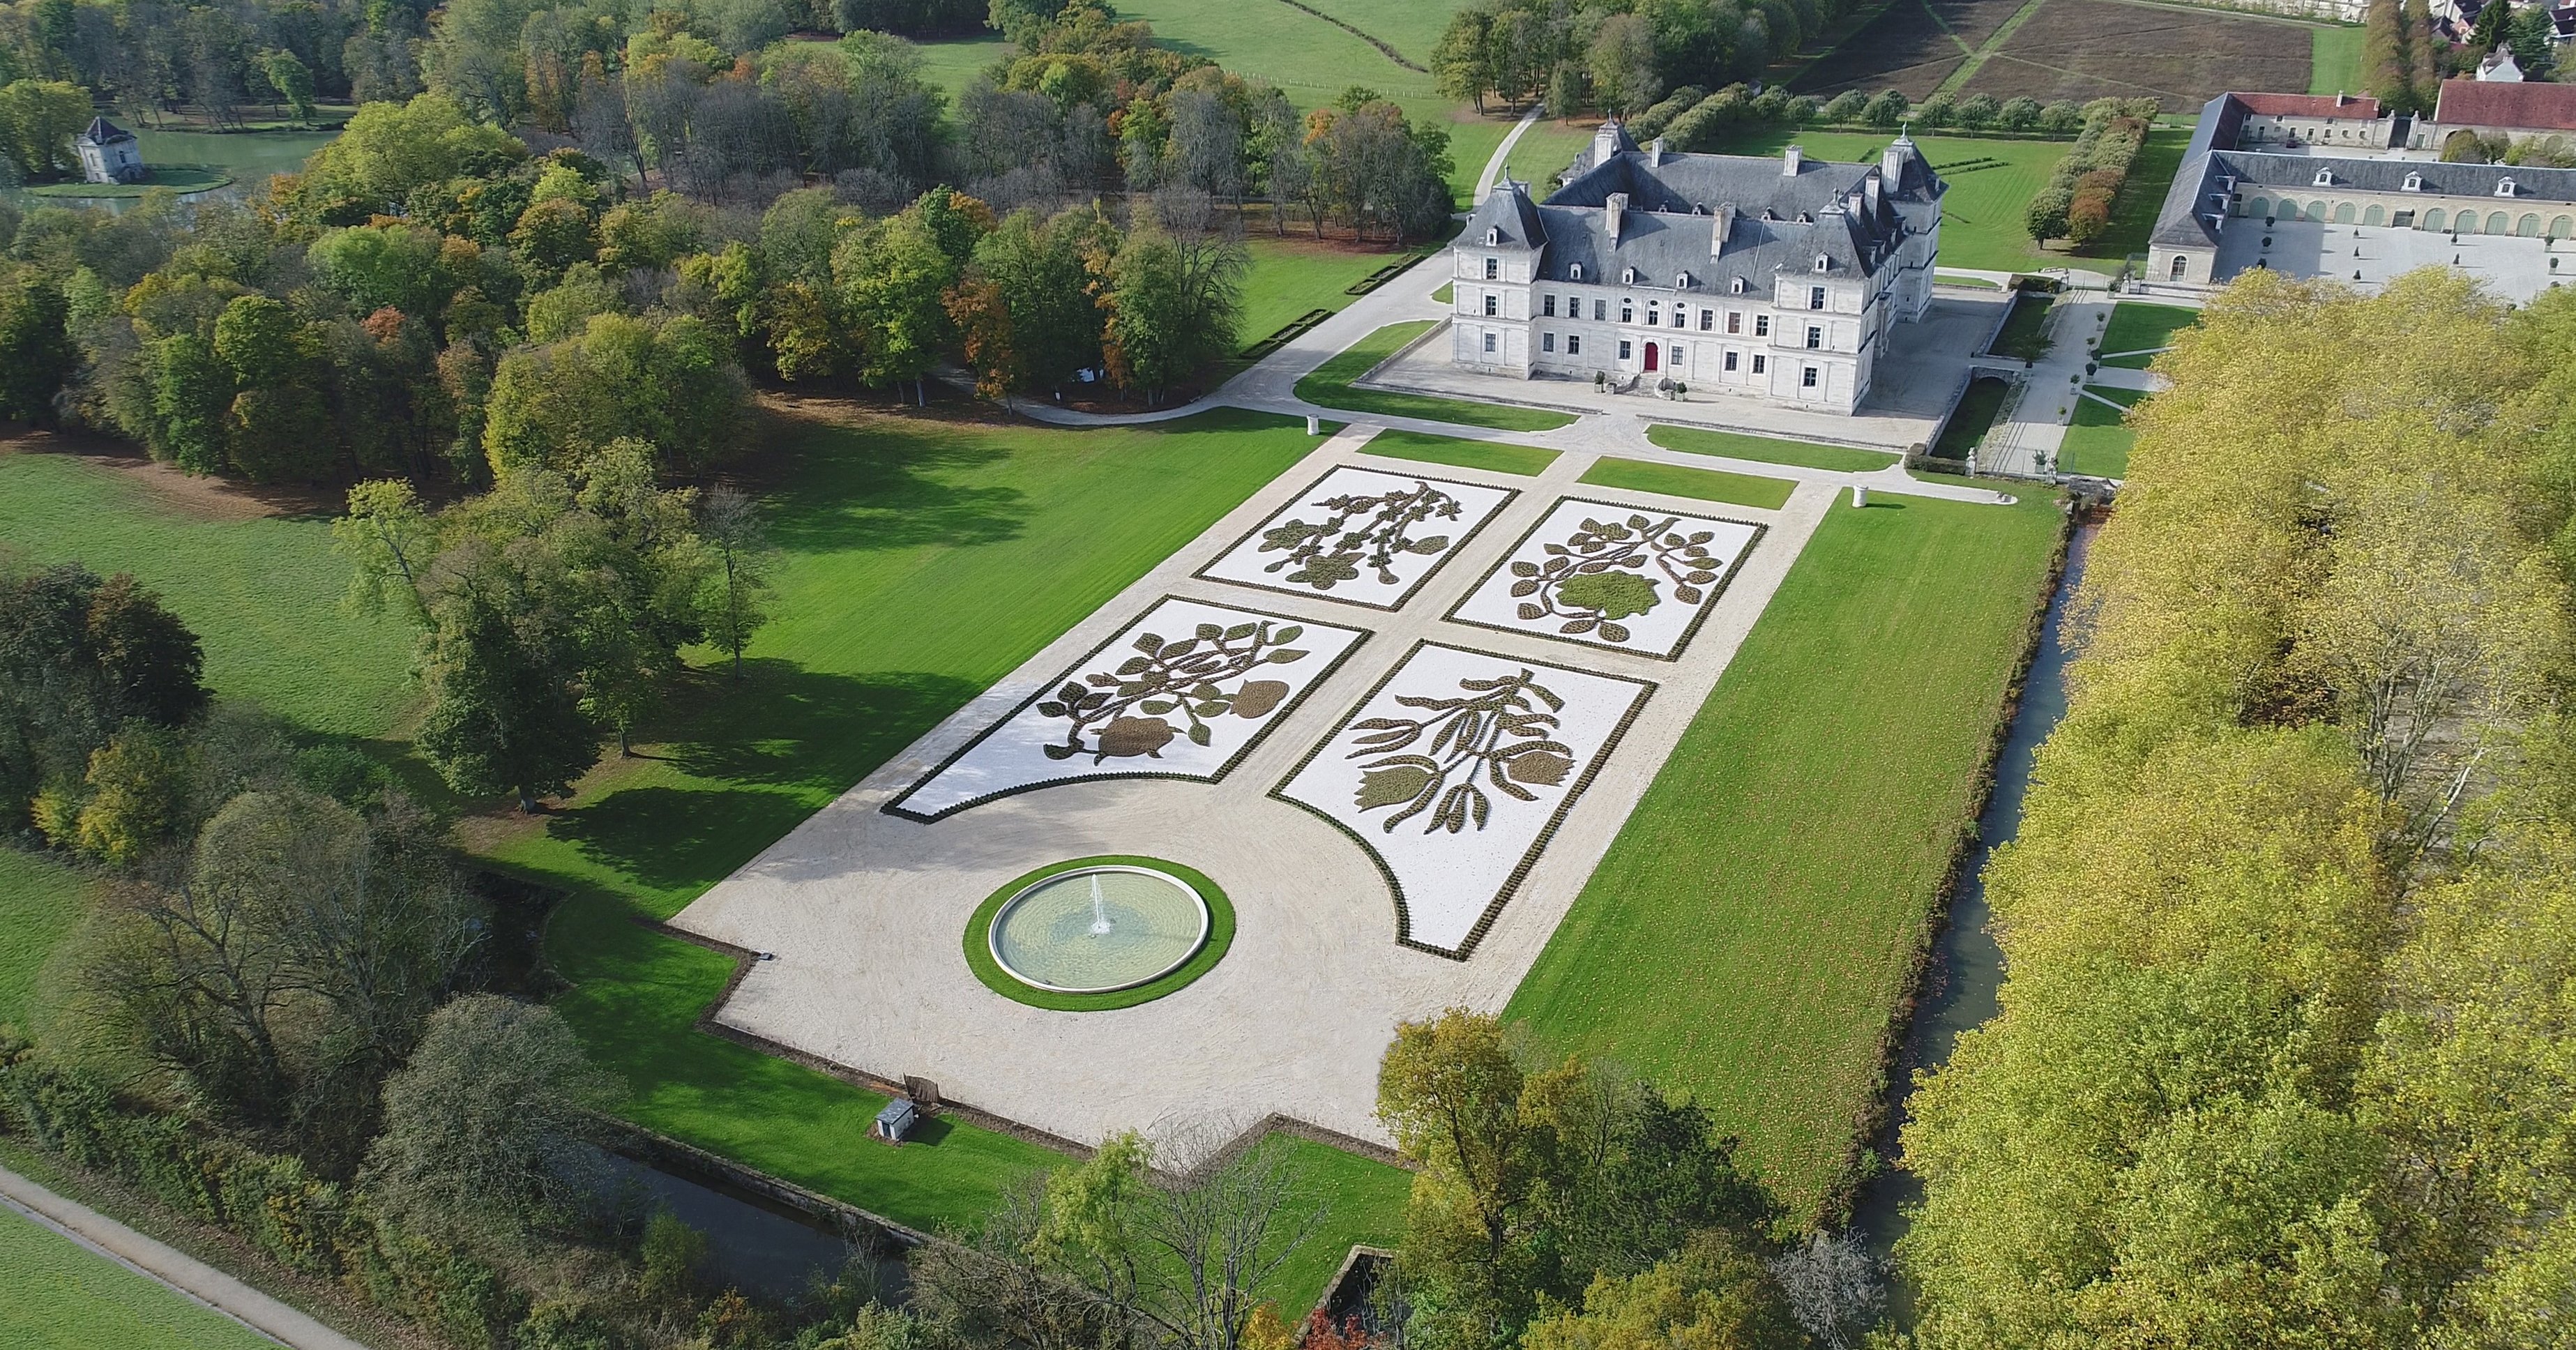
[1630,84,2112,155]
[2023,100,2162,247]
[0,1049,526,1347]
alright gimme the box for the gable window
[1485,294,1499,316]
[1484,257,1499,279]
[1567,335,1581,355]
[1543,333,1556,352]
[1805,326,1822,349]
[1802,365,1819,388]
[1755,315,1770,337]
[1725,311,1741,334]
[1543,294,1557,317]
[1809,285,1826,310]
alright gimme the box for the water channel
[1850,517,2098,1305]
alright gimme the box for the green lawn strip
[1936,273,2003,289]
[2082,384,2144,409]
[1297,323,1577,432]
[1645,423,1897,473]
[1241,237,1429,357]
[1932,376,2010,460]
[1577,456,1794,510]
[2311,25,2365,96]
[0,449,416,740]
[1358,428,1559,476]
[1986,291,2052,360]
[908,32,1012,93]
[1268,1136,1411,1307]
[0,1201,278,1350]
[2098,301,2199,366]
[25,166,231,197]
[962,857,1236,1011]
[2089,127,2196,262]
[0,848,89,1033]
[2059,391,2136,478]
[1432,282,1453,303]
[1505,489,2063,1218]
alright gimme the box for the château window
[1730,276,1747,294]
[1699,309,1714,331]
[1483,332,1497,353]
[1621,303,1634,323]
[1622,266,1637,285]
[1544,295,1558,317]
[1802,365,1818,388]
[1485,294,1499,316]
[1724,350,1738,371]
[1485,227,1499,245]
[1594,299,1606,320]
[1570,263,1584,280]
[1670,309,1685,328]
[1813,255,1829,273]
[2313,167,2333,187]
[1567,335,1582,355]
[1485,257,1499,278]
[1755,315,1770,337]
[1751,354,1766,373]
[1726,311,1741,334]
[1809,285,1826,310]
[1805,326,1822,349]
[2402,172,2423,192]
[1543,333,1556,352]
[1619,340,1632,360]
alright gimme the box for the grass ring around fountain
[963,856,1235,1011]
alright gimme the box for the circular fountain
[986,865,1211,995]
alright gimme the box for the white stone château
[1446,121,1945,416]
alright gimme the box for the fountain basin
[987,865,1211,995]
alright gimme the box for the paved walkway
[0,1163,370,1350]
[1475,104,1547,203]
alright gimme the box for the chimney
[1783,144,1803,176]
[1881,135,1913,185]
[1593,120,1623,169]
[1649,137,1666,167]
[1864,168,1882,211]
[1713,202,1734,257]
[1606,192,1628,241]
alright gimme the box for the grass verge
[1241,238,1432,361]
[2059,388,2138,478]
[0,847,88,1032]
[1297,323,1577,432]
[25,166,232,197]
[0,1199,278,1350]
[1505,487,2064,1218]
[2099,301,2198,366]
[1358,428,1558,476]
[1579,456,1795,510]
[1646,424,1897,473]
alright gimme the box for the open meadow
[1506,485,2064,1217]
[0,1204,279,1350]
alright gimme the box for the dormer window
[1485,227,1499,245]
[2499,177,2519,197]
[1729,276,1746,294]
[1622,266,1637,285]
[2403,172,2424,192]
[1813,255,1830,273]
[1676,271,1692,288]
[2313,167,2333,186]
[1570,263,1584,281]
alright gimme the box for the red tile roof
[2434,77,2576,132]
[2233,92,2383,119]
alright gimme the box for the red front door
[1644,342,1660,372]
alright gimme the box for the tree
[1766,1234,1884,1350]
[255,48,316,123]
[1098,198,1245,407]
[0,562,206,821]
[1586,15,1661,117]
[1432,10,1495,111]
[835,206,966,404]
[1520,1233,1805,1350]
[482,312,745,477]
[414,538,601,813]
[0,79,89,180]
[696,485,775,681]
[0,264,71,423]
[1861,89,1909,128]
[365,994,619,1243]
[2471,0,2513,56]
[1377,1009,1545,1346]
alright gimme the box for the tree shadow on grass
[751,417,1033,556]
[544,662,984,893]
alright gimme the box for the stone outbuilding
[75,116,145,185]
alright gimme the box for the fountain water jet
[1089,873,1113,934]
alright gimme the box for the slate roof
[1486,134,1943,291]
[78,116,135,146]
[2153,95,2576,250]
[2435,77,2576,131]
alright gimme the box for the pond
[5,127,340,212]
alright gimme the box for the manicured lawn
[908,32,1010,93]
[1296,323,1577,432]
[2100,301,2198,366]
[0,847,88,1033]
[2090,126,2194,263]
[1987,291,2052,359]
[2311,26,2365,96]
[0,446,416,739]
[1646,424,1897,473]
[1358,428,1559,476]
[0,1202,277,1350]
[25,166,230,198]
[2059,388,2138,478]
[1506,487,2064,1219]
[1932,376,2011,460]
[1272,1137,1413,1305]
[1432,282,1453,304]
[1241,237,1430,355]
[1579,456,1795,510]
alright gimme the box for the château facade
[1446,121,1945,416]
